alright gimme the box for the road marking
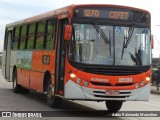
[140,102,160,108]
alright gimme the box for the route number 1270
[84,9,100,17]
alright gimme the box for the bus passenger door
[55,19,68,96]
[5,30,12,80]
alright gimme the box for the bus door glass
[55,18,68,95]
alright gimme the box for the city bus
[2,4,152,112]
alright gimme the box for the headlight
[70,73,76,79]
[145,77,151,82]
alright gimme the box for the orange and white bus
[2,4,152,112]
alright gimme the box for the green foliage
[20,37,25,49]
[38,21,45,34]
[12,18,57,50]
[15,26,19,38]
[13,39,18,50]
[27,37,34,49]
[46,34,53,49]
[29,24,35,34]
[48,21,56,33]
[21,25,27,36]
[36,36,44,49]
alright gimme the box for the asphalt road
[0,69,160,120]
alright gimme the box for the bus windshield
[68,23,151,66]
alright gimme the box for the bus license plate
[105,91,119,96]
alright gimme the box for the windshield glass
[68,23,151,66]
[115,26,151,66]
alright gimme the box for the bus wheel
[47,80,62,108]
[13,70,21,93]
[105,100,123,112]
[21,87,30,94]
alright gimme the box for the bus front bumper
[64,80,150,101]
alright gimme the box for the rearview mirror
[64,25,72,41]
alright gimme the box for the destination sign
[83,9,129,20]
[109,11,129,20]
[83,9,100,17]
[73,7,150,23]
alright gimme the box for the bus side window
[13,26,20,50]
[35,21,45,49]
[44,18,57,50]
[27,23,35,49]
[3,29,7,50]
[20,25,27,50]
[11,28,15,49]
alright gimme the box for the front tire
[12,70,21,93]
[21,87,30,94]
[47,80,62,108]
[105,100,123,112]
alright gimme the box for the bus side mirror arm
[64,25,72,41]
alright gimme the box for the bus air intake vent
[91,82,134,86]
[90,82,112,86]
[115,83,134,86]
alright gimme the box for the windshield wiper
[92,22,111,55]
[121,24,135,60]
[93,22,110,44]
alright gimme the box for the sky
[0,0,160,57]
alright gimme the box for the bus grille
[90,82,134,86]
[93,91,131,94]
[94,95,129,98]
[93,91,131,99]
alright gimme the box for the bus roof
[6,4,150,28]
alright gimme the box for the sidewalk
[151,86,160,95]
